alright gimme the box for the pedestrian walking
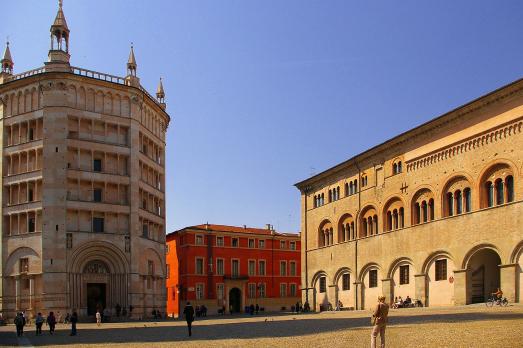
[96,310,101,326]
[183,302,195,337]
[47,311,56,335]
[371,295,389,348]
[35,312,44,335]
[70,311,78,336]
[14,312,25,337]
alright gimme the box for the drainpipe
[303,186,310,304]
[355,161,361,309]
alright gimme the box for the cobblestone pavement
[1,304,522,347]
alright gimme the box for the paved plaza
[1,304,522,347]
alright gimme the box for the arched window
[328,190,332,203]
[506,175,514,202]
[321,193,324,206]
[368,216,373,235]
[399,207,404,228]
[414,202,421,224]
[455,190,462,215]
[495,179,504,205]
[386,211,392,231]
[397,161,402,173]
[486,182,494,207]
[464,188,471,212]
[362,219,367,237]
[354,179,358,192]
[336,186,340,200]
[422,201,428,223]
[447,192,454,216]
[313,195,317,208]
[393,209,398,230]
[392,163,398,175]
[373,215,378,234]
[428,199,434,221]
[344,183,349,196]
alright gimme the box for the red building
[166,224,301,316]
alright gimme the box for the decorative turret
[125,44,140,87]
[1,41,14,74]
[156,77,166,109]
[0,40,14,84]
[47,0,71,69]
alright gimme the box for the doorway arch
[465,247,501,304]
[229,287,242,313]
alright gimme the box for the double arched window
[360,206,378,237]
[318,220,333,247]
[313,193,325,208]
[392,160,403,175]
[344,179,358,197]
[338,214,355,242]
[481,164,515,208]
[443,177,472,216]
[412,189,435,225]
[383,198,404,232]
[328,186,340,202]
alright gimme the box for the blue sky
[3,1,523,233]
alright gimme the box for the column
[453,269,468,305]
[143,276,147,318]
[29,276,35,310]
[353,281,362,310]
[381,278,393,304]
[414,274,427,306]
[15,277,21,311]
[500,264,517,303]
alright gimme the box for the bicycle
[485,295,508,307]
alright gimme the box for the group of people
[195,305,207,317]
[14,311,78,337]
[291,301,310,313]
[392,295,412,309]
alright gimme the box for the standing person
[96,310,101,326]
[47,311,56,335]
[14,312,25,337]
[35,312,44,335]
[70,311,78,336]
[183,302,195,337]
[371,295,390,348]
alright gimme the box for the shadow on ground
[0,311,521,346]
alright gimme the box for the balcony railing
[223,274,249,280]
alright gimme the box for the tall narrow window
[195,258,204,275]
[93,217,104,233]
[399,265,409,285]
[248,260,256,276]
[369,270,378,288]
[429,199,434,221]
[373,215,378,234]
[216,259,224,275]
[464,188,471,212]
[392,163,397,175]
[28,217,35,233]
[397,162,402,173]
[93,188,102,202]
[393,210,398,230]
[328,190,332,203]
[232,260,239,277]
[399,207,404,228]
[487,182,494,207]
[259,260,266,276]
[93,159,102,172]
[506,176,514,202]
[447,193,454,216]
[455,190,462,214]
[496,179,504,205]
[422,201,428,223]
[345,183,349,196]
[368,217,373,235]
[362,219,367,236]
[414,202,421,224]
[280,261,286,276]
[319,276,326,293]
[354,179,358,192]
[435,259,447,281]
[387,211,392,231]
[290,261,296,276]
[342,273,350,290]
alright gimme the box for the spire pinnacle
[127,44,137,77]
[1,40,14,75]
[52,0,69,32]
[156,78,165,98]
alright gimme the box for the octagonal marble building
[0,2,170,319]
